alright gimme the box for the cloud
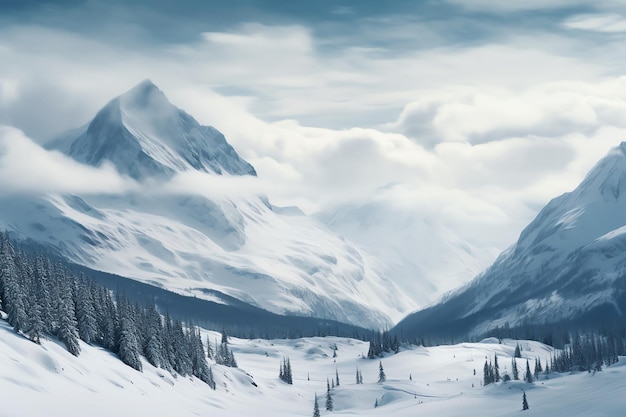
[563,13,626,32]
[393,79,626,146]
[445,0,626,13]
[0,126,137,195]
[2,1,626,256]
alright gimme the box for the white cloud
[563,13,626,33]
[0,126,137,195]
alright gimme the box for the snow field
[1,322,625,417]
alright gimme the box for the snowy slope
[1,319,624,417]
[319,199,497,307]
[0,81,421,328]
[0,192,415,327]
[396,143,626,337]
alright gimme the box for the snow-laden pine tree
[484,360,491,386]
[206,335,213,360]
[514,343,522,358]
[56,279,80,356]
[74,277,98,344]
[512,358,519,380]
[142,305,164,368]
[117,296,142,371]
[207,366,216,390]
[534,358,543,379]
[312,393,320,417]
[279,357,293,384]
[378,361,386,383]
[325,378,334,411]
[494,354,500,382]
[525,360,533,383]
[1,243,27,334]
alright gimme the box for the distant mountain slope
[395,143,626,339]
[318,199,496,308]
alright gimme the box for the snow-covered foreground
[1,320,624,417]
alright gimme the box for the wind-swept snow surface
[1,320,624,417]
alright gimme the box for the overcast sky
[2,0,626,251]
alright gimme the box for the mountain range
[0,80,491,329]
[4,80,626,338]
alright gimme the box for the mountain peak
[573,142,626,203]
[52,82,257,179]
[117,79,172,115]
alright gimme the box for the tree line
[0,233,221,388]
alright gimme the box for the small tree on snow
[514,343,522,358]
[534,358,543,380]
[325,379,334,411]
[522,391,529,410]
[279,356,293,384]
[494,354,500,382]
[525,360,533,383]
[378,361,386,383]
[313,393,320,417]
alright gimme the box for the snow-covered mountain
[395,143,626,338]
[318,199,496,307]
[0,81,423,328]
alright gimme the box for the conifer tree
[336,368,340,387]
[534,358,542,380]
[74,277,98,344]
[525,360,533,383]
[117,298,142,371]
[367,340,376,359]
[514,343,522,358]
[142,306,163,368]
[494,354,500,382]
[206,335,213,360]
[3,258,27,333]
[378,361,386,383]
[326,378,334,411]
[313,393,320,417]
[279,357,293,384]
[512,358,519,380]
[484,359,493,385]
[207,366,216,390]
[522,391,529,410]
[56,284,80,357]
[392,335,400,354]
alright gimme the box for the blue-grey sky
[2,0,626,250]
